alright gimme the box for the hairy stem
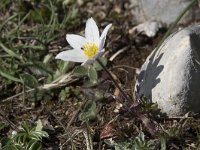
[97,59,131,102]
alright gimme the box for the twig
[61,129,83,147]
[2,73,78,102]
[0,109,19,131]
[46,109,68,133]
[109,47,128,61]
[66,99,88,130]
[2,89,34,102]
[111,65,138,70]
[84,124,93,150]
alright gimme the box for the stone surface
[135,25,200,116]
[129,21,163,38]
[130,0,200,26]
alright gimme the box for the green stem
[97,59,131,101]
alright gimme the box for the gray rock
[129,21,163,38]
[130,0,200,26]
[135,25,200,116]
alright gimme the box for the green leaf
[35,119,43,132]
[59,90,68,101]
[93,57,107,71]
[26,139,41,150]
[43,54,53,64]
[0,123,6,131]
[0,66,22,83]
[79,101,97,122]
[59,87,71,101]
[0,43,23,61]
[88,67,98,84]
[27,61,53,76]
[28,89,53,102]
[73,65,88,77]
[95,91,104,101]
[30,9,43,22]
[20,73,38,88]
[160,136,167,150]
[54,61,71,79]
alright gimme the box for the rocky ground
[0,0,200,149]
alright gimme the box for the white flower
[55,17,112,65]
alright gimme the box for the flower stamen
[83,43,98,59]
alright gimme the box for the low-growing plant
[0,121,48,150]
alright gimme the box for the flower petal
[55,49,87,63]
[99,24,112,50]
[99,36,106,51]
[81,59,95,66]
[94,51,104,59]
[85,18,100,45]
[66,34,87,49]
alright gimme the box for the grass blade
[0,66,22,83]
[0,42,23,61]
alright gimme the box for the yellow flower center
[82,43,98,59]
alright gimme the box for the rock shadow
[136,51,164,102]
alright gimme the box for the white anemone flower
[55,17,112,65]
